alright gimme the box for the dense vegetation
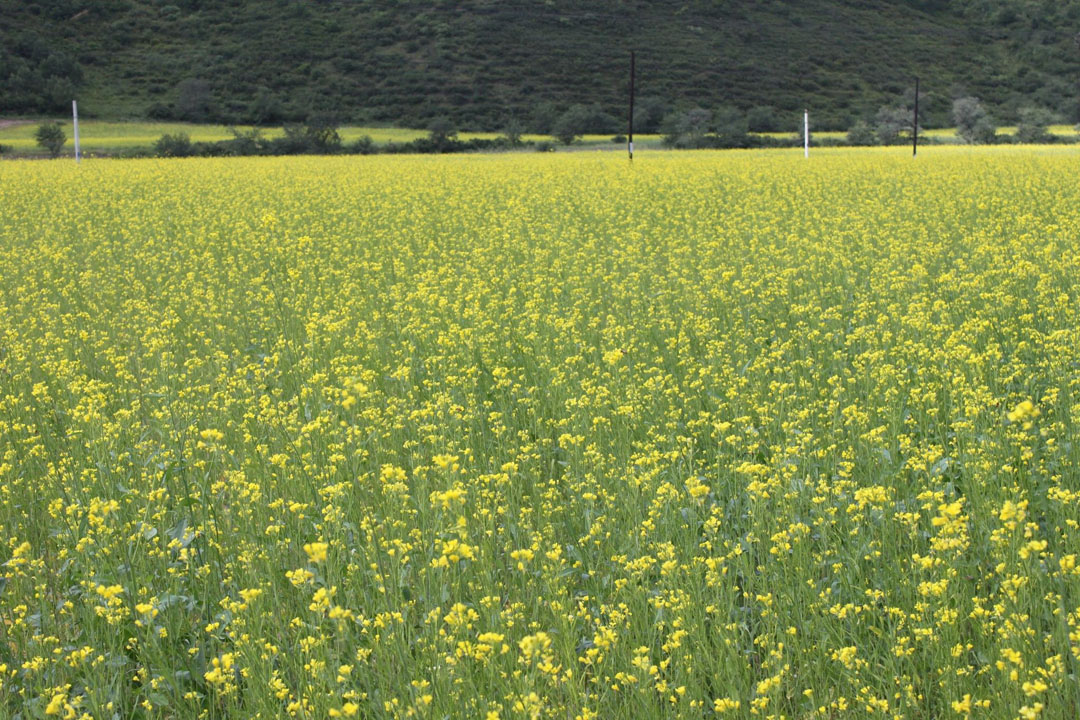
[4,148,1080,719]
[2,0,1079,131]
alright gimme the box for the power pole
[913,77,919,157]
[628,51,635,161]
[804,109,809,158]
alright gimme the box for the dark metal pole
[628,51,635,161]
[913,76,919,157]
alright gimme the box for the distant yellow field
[0,120,646,152]
[2,120,1077,154]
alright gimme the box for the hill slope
[2,0,1078,130]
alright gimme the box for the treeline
[0,35,81,115]
[6,0,1080,130]
[148,120,539,159]
[844,95,1068,146]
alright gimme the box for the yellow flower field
[1,147,1079,719]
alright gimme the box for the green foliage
[846,120,876,146]
[1016,106,1055,143]
[552,105,591,145]
[875,106,912,145]
[501,118,525,146]
[34,121,65,157]
[3,0,1079,127]
[427,117,458,149]
[953,97,997,144]
[746,106,781,133]
[153,132,194,157]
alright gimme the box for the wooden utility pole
[913,77,920,157]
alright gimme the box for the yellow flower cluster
[0,147,1078,718]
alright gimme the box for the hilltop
[2,0,1078,131]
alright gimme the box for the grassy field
[2,148,1080,719]
[0,120,649,155]
[3,120,1078,156]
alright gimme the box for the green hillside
[2,0,1079,131]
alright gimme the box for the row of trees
[846,96,1060,146]
[17,102,1072,160]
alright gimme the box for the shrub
[953,97,996,144]
[1016,107,1054,144]
[846,120,875,146]
[348,135,376,155]
[874,106,910,145]
[552,105,591,145]
[713,106,749,144]
[427,117,458,151]
[154,132,194,157]
[501,118,524,146]
[660,108,712,148]
[35,121,66,157]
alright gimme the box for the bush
[713,106,749,144]
[661,108,712,148]
[224,127,266,155]
[501,118,524,146]
[953,97,996,144]
[846,120,875,146]
[874,106,911,145]
[347,135,376,155]
[1016,106,1054,144]
[427,117,458,151]
[552,105,591,145]
[35,121,66,157]
[154,132,194,157]
[528,101,560,135]
[535,141,555,152]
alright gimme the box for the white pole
[72,100,81,163]
[804,109,809,158]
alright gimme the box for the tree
[846,120,875,146]
[660,108,712,148]
[552,105,592,145]
[427,116,458,148]
[953,96,996,144]
[501,117,524,146]
[154,132,194,157]
[1016,106,1054,143]
[528,101,560,134]
[874,105,910,145]
[35,121,65,157]
[305,114,343,152]
[713,105,749,144]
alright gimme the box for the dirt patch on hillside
[0,120,30,130]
